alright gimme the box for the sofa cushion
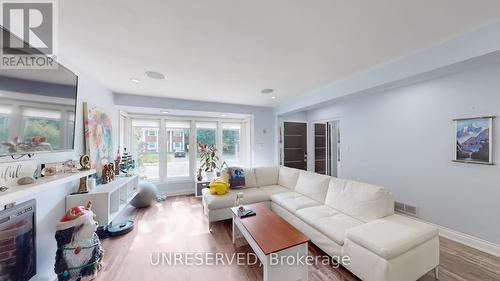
[258,185,290,197]
[294,171,331,203]
[278,166,300,190]
[202,187,268,210]
[311,214,363,245]
[325,178,394,222]
[270,192,320,213]
[346,215,438,259]
[254,166,279,186]
[295,205,339,226]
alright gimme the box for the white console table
[66,175,139,226]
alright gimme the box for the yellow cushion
[209,180,230,195]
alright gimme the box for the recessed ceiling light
[220,114,227,117]
[261,88,274,94]
[271,96,277,99]
[130,78,140,83]
[146,71,165,80]
[161,110,170,114]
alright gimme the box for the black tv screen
[0,30,78,156]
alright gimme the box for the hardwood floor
[97,196,500,281]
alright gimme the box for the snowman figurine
[54,202,104,281]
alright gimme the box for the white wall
[306,59,500,244]
[0,67,117,280]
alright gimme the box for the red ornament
[74,246,81,255]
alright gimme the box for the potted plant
[199,143,219,181]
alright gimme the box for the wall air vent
[394,201,419,217]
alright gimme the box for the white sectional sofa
[202,166,439,281]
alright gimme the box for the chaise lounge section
[202,166,439,281]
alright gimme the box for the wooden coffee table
[231,203,310,281]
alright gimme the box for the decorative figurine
[115,149,121,176]
[101,163,115,184]
[76,177,88,194]
[119,148,135,176]
[114,160,120,176]
[64,160,78,173]
[109,163,115,181]
[41,166,57,177]
[101,164,109,184]
[79,155,91,171]
[54,202,103,281]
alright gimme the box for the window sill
[137,177,195,185]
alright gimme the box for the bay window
[128,116,250,184]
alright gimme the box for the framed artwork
[453,116,495,165]
[83,102,114,183]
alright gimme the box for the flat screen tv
[0,28,78,156]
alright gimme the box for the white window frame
[126,114,251,184]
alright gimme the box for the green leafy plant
[199,143,219,172]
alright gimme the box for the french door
[283,122,307,170]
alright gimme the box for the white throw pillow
[278,166,300,190]
[294,171,331,203]
[325,178,394,222]
[254,166,279,186]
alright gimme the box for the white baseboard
[396,212,500,258]
[160,189,194,197]
[438,225,500,258]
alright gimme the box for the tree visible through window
[196,122,217,161]
[131,119,160,181]
[223,123,241,165]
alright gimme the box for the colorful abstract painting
[83,102,113,183]
[454,116,494,164]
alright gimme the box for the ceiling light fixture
[146,71,165,80]
[161,111,170,114]
[220,114,227,117]
[271,96,277,99]
[261,88,274,94]
[130,78,140,83]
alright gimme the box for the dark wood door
[283,122,307,170]
[314,123,327,174]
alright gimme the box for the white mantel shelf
[0,169,96,207]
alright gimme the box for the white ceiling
[59,0,500,107]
